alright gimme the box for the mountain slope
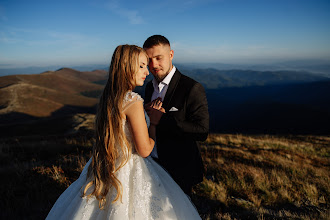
[0,68,107,119]
[206,80,330,134]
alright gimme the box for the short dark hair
[143,35,170,49]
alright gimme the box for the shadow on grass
[1,166,68,220]
[1,131,93,220]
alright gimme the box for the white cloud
[106,0,144,24]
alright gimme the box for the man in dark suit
[143,35,209,196]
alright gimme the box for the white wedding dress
[46,91,201,220]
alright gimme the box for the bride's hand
[150,98,165,113]
[144,98,165,126]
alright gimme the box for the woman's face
[135,53,149,87]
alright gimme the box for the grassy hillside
[0,68,107,119]
[1,127,328,219]
[196,134,329,219]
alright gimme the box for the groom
[144,35,209,196]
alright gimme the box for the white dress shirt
[150,66,176,158]
[151,66,176,103]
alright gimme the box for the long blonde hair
[83,45,147,209]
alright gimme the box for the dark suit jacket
[145,69,209,189]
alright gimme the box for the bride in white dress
[46,45,201,220]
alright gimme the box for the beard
[155,74,167,82]
[153,67,171,82]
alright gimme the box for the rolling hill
[0,68,107,118]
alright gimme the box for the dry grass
[1,133,329,219]
[194,134,329,219]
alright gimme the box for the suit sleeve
[160,82,209,141]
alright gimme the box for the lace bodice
[123,91,150,127]
[123,91,144,107]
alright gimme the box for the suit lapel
[163,70,181,111]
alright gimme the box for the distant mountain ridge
[1,59,329,76]
[185,68,330,89]
[0,64,108,76]
[176,60,330,76]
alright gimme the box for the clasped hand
[145,97,165,126]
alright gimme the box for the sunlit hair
[83,45,147,209]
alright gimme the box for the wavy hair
[83,45,147,209]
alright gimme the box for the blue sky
[1,0,330,68]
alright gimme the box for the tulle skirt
[46,155,201,220]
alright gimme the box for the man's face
[145,44,173,82]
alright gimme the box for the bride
[46,45,201,220]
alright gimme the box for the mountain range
[1,67,329,136]
[185,68,329,89]
[1,59,330,77]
